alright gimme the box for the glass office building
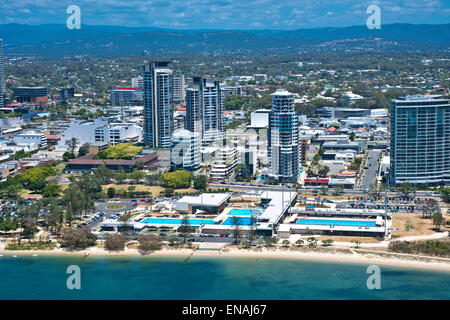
[390,95,450,185]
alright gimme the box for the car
[132,203,138,206]
[131,199,137,202]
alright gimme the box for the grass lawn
[102,184,198,196]
[19,189,43,199]
[391,213,448,237]
[5,241,56,250]
[317,235,382,243]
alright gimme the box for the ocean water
[0,254,449,300]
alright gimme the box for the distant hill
[0,23,448,56]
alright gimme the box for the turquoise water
[222,217,254,225]
[140,218,216,226]
[228,209,262,216]
[0,255,449,299]
[297,219,376,227]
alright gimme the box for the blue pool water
[228,208,262,216]
[140,218,216,226]
[297,219,376,227]
[222,217,255,226]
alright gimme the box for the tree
[94,143,142,160]
[282,240,290,247]
[60,227,98,251]
[126,185,136,198]
[137,235,162,254]
[47,204,64,234]
[319,186,328,195]
[78,143,90,157]
[107,187,116,199]
[351,240,361,249]
[230,216,242,244]
[263,236,278,247]
[247,214,258,243]
[118,212,132,234]
[42,184,61,197]
[419,199,440,219]
[159,170,193,189]
[307,237,317,248]
[179,214,191,243]
[295,239,304,247]
[349,132,356,141]
[432,212,445,231]
[397,182,413,198]
[321,239,334,247]
[65,137,79,157]
[318,165,329,177]
[369,182,384,197]
[193,175,207,190]
[129,169,145,184]
[161,186,175,197]
[104,234,127,251]
[93,162,114,185]
[63,152,73,162]
[440,188,450,203]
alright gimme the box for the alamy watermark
[366,265,381,290]
[66,5,81,30]
[366,5,381,30]
[66,265,81,290]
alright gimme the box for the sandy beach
[1,244,450,273]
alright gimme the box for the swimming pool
[140,218,216,226]
[221,217,256,226]
[227,208,263,216]
[297,219,376,227]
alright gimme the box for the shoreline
[1,246,450,273]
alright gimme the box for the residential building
[143,61,173,148]
[57,119,142,149]
[0,39,5,108]
[185,87,201,133]
[131,76,144,90]
[390,95,450,185]
[170,129,201,170]
[268,89,300,182]
[172,75,185,103]
[186,77,223,144]
[210,146,237,180]
[14,131,47,148]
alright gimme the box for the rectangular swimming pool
[140,218,216,226]
[297,219,376,227]
[227,208,263,216]
[221,217,255,226]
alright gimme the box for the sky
[1,0,449,30]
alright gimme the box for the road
[208,182,441,198]
[359,150,381,192]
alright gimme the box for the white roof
[177,193,231,207]
[259,191,298,225]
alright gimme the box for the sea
[0,254,449,300]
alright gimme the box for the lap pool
[297,219,376,227]
[221,217,255,226]
[140,218,216,226]
[227,208,263,216]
